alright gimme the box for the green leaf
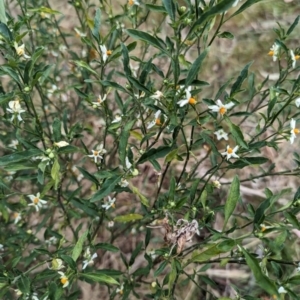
[0,66,21,84]
[227,157,269,169]
[188,0,237,35]
[119,120,135,165]
[240,247,278,297]
[80,273,119,285]
[253,198,270,227]
[223,175,240,231]
[0,149,42,166]
[168,259,177,294]
[92,8,101,43]
[287,15,300,36]
[162,0,175,21]
[129,241,143,266]
[228,0,264,21]
[190,241,235,263]
[230,62,252,96]
[51,159,60,190]
[126,29,167,54]
[27,6,61,14]
[72,229,88,262]
[185,48,209,87]
[76,167,99,186]
[0,23,12,41]
[95,243,119,253]
[90,175,121,202]
[100,80,128,93]
[73,60,98,76]
[114,213,143,222]
[121,43,131,77]
[130,185,150,207]
[224,117,248,149]
[154,260,168,277]
[0,0,7,24]
[52,118,62,142]
[218,31,234,39]
[138,145,174,164]
[145,4,167,13]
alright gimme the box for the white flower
[128,0,140,6]
[82,247,98,270]
[13,212,22,224]
[147,110,163,129]
[214,128,228,140]
[221,145,239,160]
[92,94,107,108]
[151,91,164,100]
[58,272,69,288]
[112,114,122,123]
[88,144,107,163]
[50,258,65,270]
[177,86,196,107]
[208,99,234,116]
[28,193,47,212]
[212,180,221,189]
[295,97,300,108]
[14,42,30,59]
[232,0,239,6]
[45,236,58,246]
[268,43,280,62]
[74,28,87,37]
[54,141,69,148]
[125,157,132,169]
[0,244,4,251]
[278,286,287,294]
[290,118,299,144]
[296,262,300,272]
[119,178,129,187]
[260,223,272,232]
[7,100,26,121]
[116,284,124,295]
[102,196,116,210]
[8,139,19,148]
[108,221,114,228]
[290,49,300,69]
[100,44,112,62]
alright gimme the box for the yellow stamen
[219,106,226,115]
[128,0,133,5]
[295,55,300,60]
[14,212,19,218]
[61,277,68,285]
[227,147,233,154]
[268,50,274,56]
[188,97,196,105]
[94,151,99,156]
[294,128,299,134]
[261,225,266,232]
[106,50,112,56]
[155,118,162,126]
[111,203,115,208]
[33,197,39,205]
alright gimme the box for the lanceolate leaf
[119,119,135,165]
[91,8,101,42]
[126,29,167,54]
[114,213,143,222]
[0,0,7,24]
[0,149,42,166]
[223,175,240,231]
[185,48,209,87]
[80,273,119,285]
[228,0,264,20]
[137,145,174,164]
[162,0,176,21]
[241,247,278,297]
[72,229,88,262]
[188,0,237,35]
[230,62,252,96]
